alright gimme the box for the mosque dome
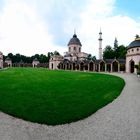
[68,34,82,46]
[128,37,140,49]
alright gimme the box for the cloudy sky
[0,0,140,58]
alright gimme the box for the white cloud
[0,0,140,58]
[73,0,140,58]
[0,0,65,56]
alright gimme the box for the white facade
[49,33,88,70]
[32,58,40,67]
[49,55,63,70]
[0,51,3,69]
[5,58,12,67]
[126,46,140,73]
[126,37,140,74]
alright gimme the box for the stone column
[88,64,90,71]
[93,63,95,71]
[98,64,100,72]
[105,63,107,72]
[118,63,120,72]
[111,64,113,72]
[71,64,73,70]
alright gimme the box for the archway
[130,60,135,73]
[107,64,111,72]
[80,62,84,71]
[112,61,118,72]
[51,63,53,69]
[60,63,63,69]
[66,63,69,70]
[85,64,88,71]
[61,63,64,69]
[89,62,94,71]
[100,61,105,71]
[69,64,72,70]
[73,63,76,70]
[76,64,79,70]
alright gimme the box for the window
[137,48,139,51]
[79,48,81,52]
[74,47,76,51]
[132,49,134,52]
[69,47,71,52]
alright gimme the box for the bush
[137,71,140,75]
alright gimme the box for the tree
[117,45,127,59]
[103,45,115,59]
[113,38,119,58]
[7,53,13,59]
[87,54,92,60]
[114,37,118,51]
[39,54,47,63]
[92,56,96,61]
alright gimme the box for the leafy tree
[117,45,127,59]
[87,54,92,60]
[103,45,115,59]
[113,38,119,58]
[46,52,53,62]
[114,38,118,51]
[7,53,13,59]
[92,56,96,61]
[39,54,48,63]
[103,38,127,59]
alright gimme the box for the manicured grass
[0,68,125,125]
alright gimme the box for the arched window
[51,63,53,69]
[79,47,81,52]
[69,47,71,52]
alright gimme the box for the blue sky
[0,0,140,58]
[115,0,140,19]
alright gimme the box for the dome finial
[74,28,76,35]
[73,28,77,38]
[135,34,140,40]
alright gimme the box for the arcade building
[49,31,140,74]
[0,32,140,73]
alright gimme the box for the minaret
[98,29,103,59]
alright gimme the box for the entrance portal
[130,61,135,73]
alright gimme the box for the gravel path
[0,73,140,140]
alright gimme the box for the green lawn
[0,68,125,125]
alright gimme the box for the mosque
[49,31,140,74]
[0,31,140,74]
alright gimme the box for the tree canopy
[3,51,60,63]
[103,38,127,59]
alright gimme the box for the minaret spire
[98,28,103,59]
